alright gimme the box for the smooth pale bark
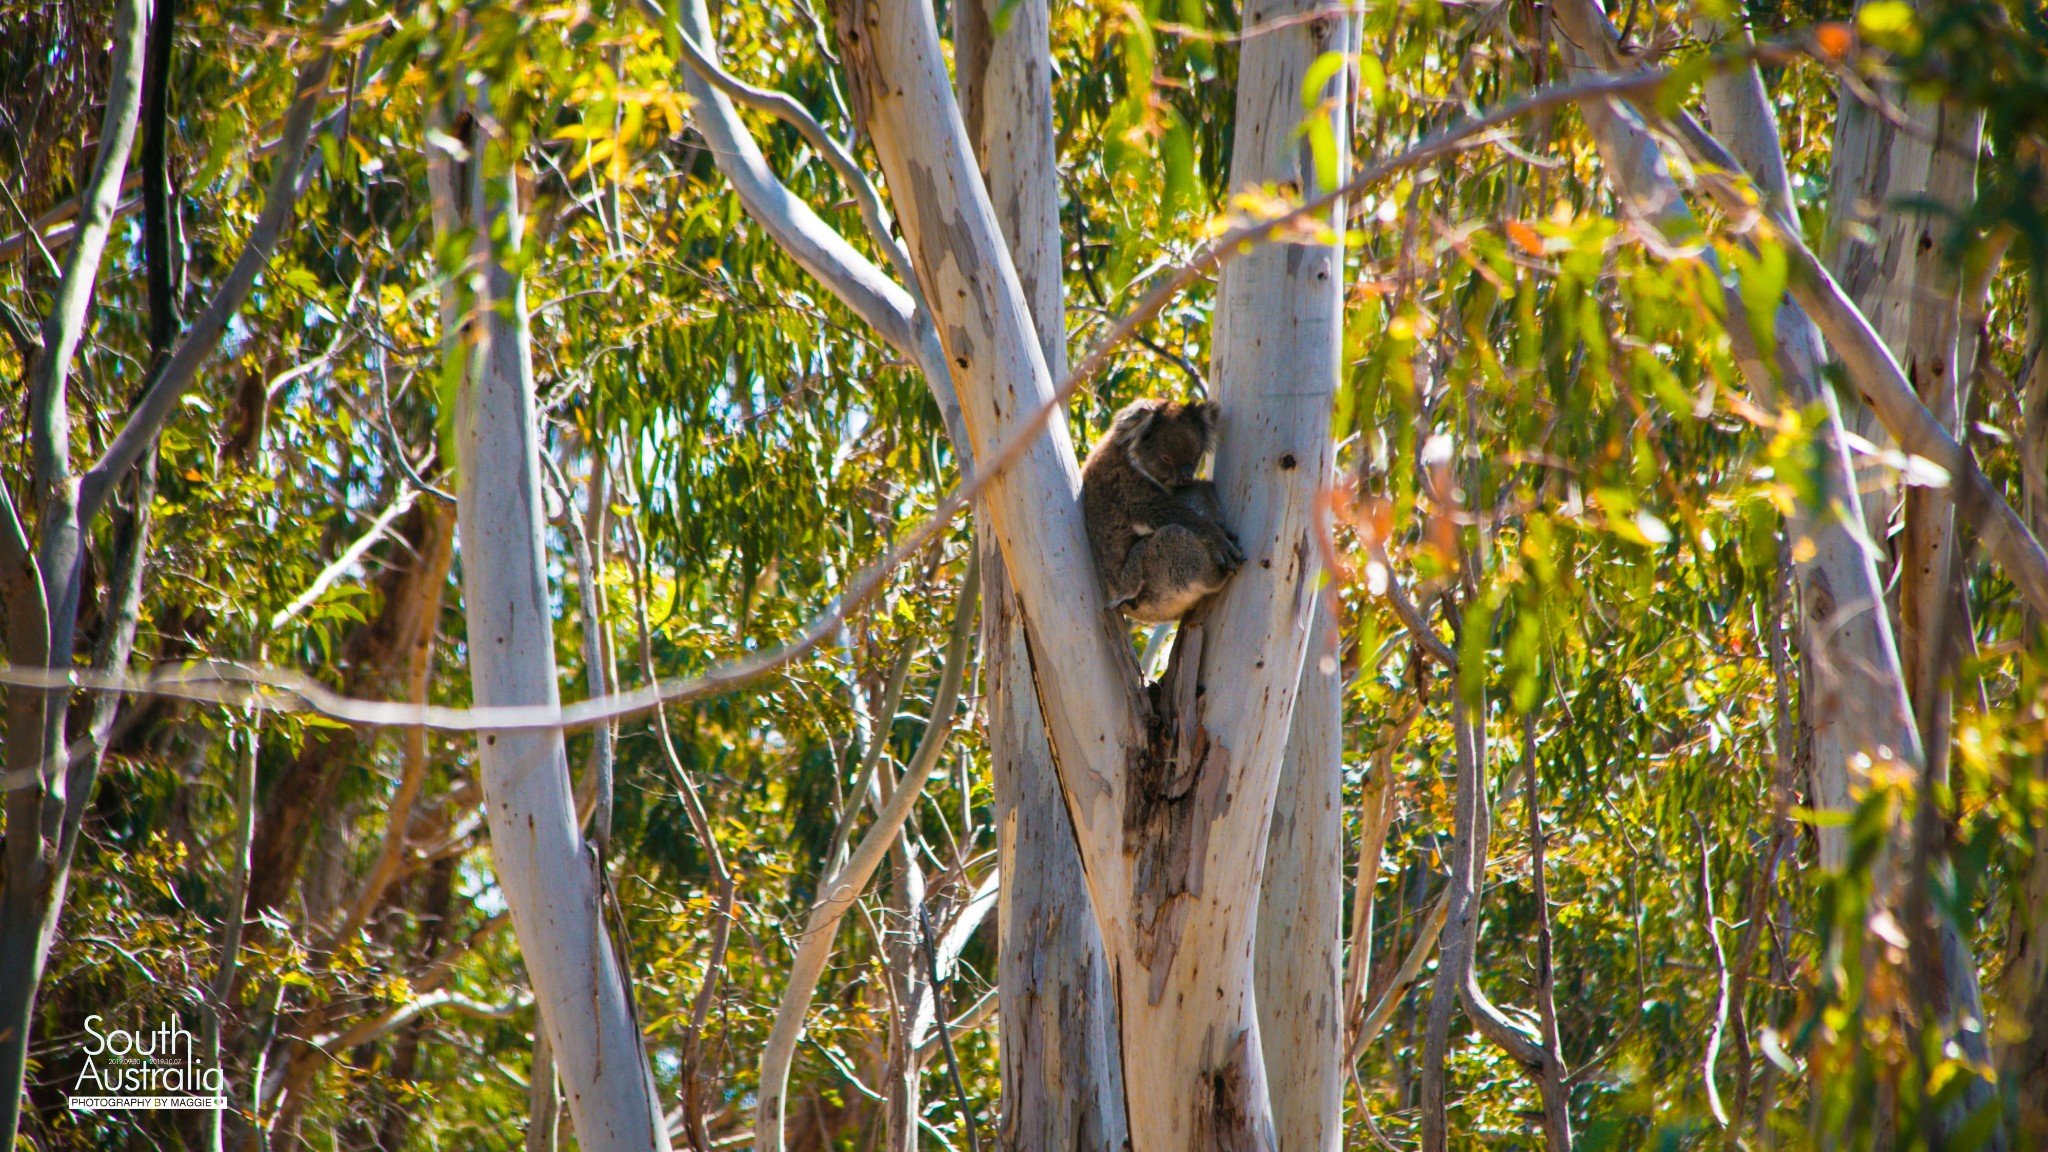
[826,0,1339,1144]
[955,0,1129,1145]
[981,550,1129,1151]
[1182,0,1349,1141]
[1807,28,2000,1135]
[881,842,928,1152]
[1824,21,1977,556]
[1682,19,1919,865]
[661,4,1122,1141]
[1254,613,1344,1152]
[1343,701,1411,1057]
[1818,4,1983,786]
[1551,0,1921,873]
[1687,24,1996,1111]
[1611,33,2048,626]
[1245,7,1356,1145]
[663,0,946,384]
[205,726,259,1152]
[450,123,669,1152]
[528,1030,560,1152]
[1220,9,1351,1143]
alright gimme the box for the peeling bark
[728,0,1340,1137]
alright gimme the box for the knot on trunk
[1190,1029,1264,1152]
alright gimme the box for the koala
[1081,399,1245,623]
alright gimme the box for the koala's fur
[1081,399,1245,623]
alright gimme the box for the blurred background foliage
[3,0,2047,1145]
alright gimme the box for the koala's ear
[1116,400,1161,441]
[1188,401,1220,435]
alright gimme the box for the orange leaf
[1505,219,1544,256]
[1814,22,1854,59]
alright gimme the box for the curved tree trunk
[1576,1,2002,1140]
[1818,2,1984,792]
[1691,19,1997,1140]
[1553,0,1923,875]
[955,1,1129,1146]
[1,2,158,1139]
[446,102,670,1152]
[1815,20,1996,1136]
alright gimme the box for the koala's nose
[1178,465,1197,483]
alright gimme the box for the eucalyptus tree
[662,0,1356,1139]
[8,0,2048,1149]
[0,2,347,1141]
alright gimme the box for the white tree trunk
[954,0,1129,1144]
[1217,8,1351,1140]
[1602,4,1998,1141]
[1554,0,1921,874]
[664,0,1126,1141]
[1235,1,1355,1139]
[451,122,669,1152]
[1255,612,1344,1152]
[1706,24,1998,1136]
[827,0,1341,1141]
[1820,2,1983,786]
[1815,33,2000,1130]
[982,551,1130,1150]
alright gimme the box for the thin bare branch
[1351,890,1448,1059]
[269,487,421,631]
[1368,538,1458,668]
[1699,821,1731,1127]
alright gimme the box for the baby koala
[1081,398,1245,623]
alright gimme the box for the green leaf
[1856,0,1921,52]
[1299,50,1348,112]
[1162,117,1198,218]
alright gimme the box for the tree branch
[28,0,148,494]
[624,510,736,1152]
[1524,715,1573,1151]
[77,0,351,527]
[636,0,946,382]
[268,487,421,631]
[754,554,978,1152]
[1368,538,1458,668]
[1421,693,1486,1152]
[1350,890,1447,1059]
[1,66,1717,741]
[668,21,916,294]
[1552,0,2048,621]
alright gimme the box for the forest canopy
[4,0,2048,1147]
